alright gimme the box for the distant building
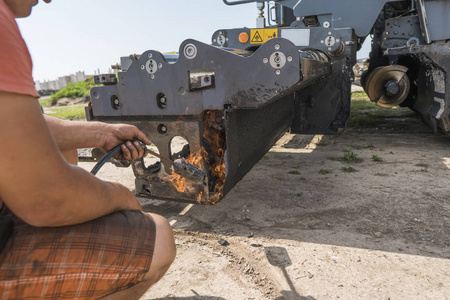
[35,71,86,95]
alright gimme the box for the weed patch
[372,155,382,162]
[340,150,363,163]
[366,143,375,150]
[375,172,389,176]
[341,166,357,173]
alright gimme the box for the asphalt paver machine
[86,0,450,204]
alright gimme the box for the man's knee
[146,213,176,278]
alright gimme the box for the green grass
[340,150,363,163]
[39,77,99,107]
[341,166,357,173]
[348,91,415,128]
[319,169,330,174]
[288,170,301,175]
[297,192,303,197]
[46,105,86,120]
[352,91,371,101]
[375,172,389,176]
[315,140,327,146]
[371,155,382,162]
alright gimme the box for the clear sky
[17,0,371,82]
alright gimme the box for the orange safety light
[239,32,249,44]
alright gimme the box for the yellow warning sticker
[250,29,279,44]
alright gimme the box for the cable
[90,144,124,175]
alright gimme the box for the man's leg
[101,213,176,300]
[0,210,172,299]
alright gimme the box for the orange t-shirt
[0,0,40,98]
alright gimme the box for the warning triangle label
[251,31,263,43]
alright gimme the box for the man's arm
[44,115,151,161]
[0,91,142,227]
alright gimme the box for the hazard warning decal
[251,30,263,43]
[250,29,278,44]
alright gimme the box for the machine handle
[223,0,265,5]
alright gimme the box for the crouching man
[0,0,176,298]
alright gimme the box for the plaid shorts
[0,209,156,299]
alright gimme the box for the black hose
[90,144,125,175]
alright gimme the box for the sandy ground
[79,107,450,300]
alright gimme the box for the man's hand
[100,124,152,161]
[44,116,152,161]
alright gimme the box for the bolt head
[148,53,152,58]
[275,70,281,75]
[140,65,145,70]
[263,58,269,63]
[150,74,155,79]
[158,63,162,68]
[274,44,280,50]
[287,56,293,62]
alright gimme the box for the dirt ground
[79,101,450,299]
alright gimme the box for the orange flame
[164,110,226,204]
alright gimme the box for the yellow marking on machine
[250,28,278,44]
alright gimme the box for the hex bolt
[150,75,155,79]
[263,58,269,63]
[114,99,120,106]
[158,63,162,68]
[384,80,400,96]
[275,70,281,75]
[140,65,145,70]
[328,31,332,35]
[160,96,167,104]
[336,39,340,42]
[160,125,167,133]
[274,44,280,50]
[148,53,152,58]
[323,21,330,28]
[321,40,324,44]
[287,56,293,62]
